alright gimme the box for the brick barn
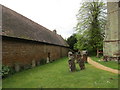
[1,5,69,71]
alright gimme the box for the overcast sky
[1,0,81,39]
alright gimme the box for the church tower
[103,1,120,61]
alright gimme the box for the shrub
[1,65,10,78]
[9,67,16,75]
[40,59,47,65]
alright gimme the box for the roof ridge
[2,5,55,34]
[2,5,69,47]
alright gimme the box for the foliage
[66,34,77,50]
[9,67,16,75]
[1,65,10,78]
[75,0,107,52]
[40,59,47,65]
[3,57,118,88]
[1,59,48,78]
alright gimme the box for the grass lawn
[3,57,119,88]
[90,56,120,70]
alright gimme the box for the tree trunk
[96,48,99,57]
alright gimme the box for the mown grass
[3,57,119,88]
[90,56,120,70]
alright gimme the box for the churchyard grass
[3,57,119,88]
[91,56,120,70]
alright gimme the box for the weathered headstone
[103,56,108,62]
[68,59,76,72]
[15,63,20,72]
[46,57,50,63]
[32,60,36,67]
[68,51,74,60]
[78,59,85,70]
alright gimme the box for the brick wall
[2,36,69,67]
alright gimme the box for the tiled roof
[2,5,69,47]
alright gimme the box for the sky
[1,0,81,39]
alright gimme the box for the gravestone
[68,51,74,60]
[78,59,85,70]
[15,63,20,72]
[68,59,76,72]
[32,60,36,67]
[46,57,50,63]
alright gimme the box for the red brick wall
[2,36,69,67]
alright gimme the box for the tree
[75,0,107,53]
[67,34,77,50]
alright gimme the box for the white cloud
[1,0,81,39]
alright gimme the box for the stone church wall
[103,2,120,61]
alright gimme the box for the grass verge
[3,57,119,88]
[90,56,120,70]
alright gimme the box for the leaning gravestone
[78,59,85,70]
[68,51,76,72]
[68,59,76,72]
[68,51,74,59]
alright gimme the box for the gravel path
[88,57,120,74]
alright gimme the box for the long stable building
[1,5,69,70]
